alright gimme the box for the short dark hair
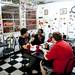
[38,29,43,33]
[20,28,28,35]
[63,35,66,40]
[52,32,62,41]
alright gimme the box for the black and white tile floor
[0,53,75,75]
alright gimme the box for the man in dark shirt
[18,28,30,54]
[31,29,45,45]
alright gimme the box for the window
[26,8,36,30]
[1,4,20,33]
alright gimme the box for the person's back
[44,32,74,74]
[52,40,73,73]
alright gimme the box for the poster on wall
[44,9,48,15]
[60,8,67,15]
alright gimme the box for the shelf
[3,26,13,27]
[2,11,19,14]
[3,27,14,33]
[2,6,19,13]
[26,8,36,30]
[26,19,36,20]
[1,4,20,33]
[2,19,14,20]
[26,25,36,30]
[1,0,19,4]
[2,12,19,19]
[2,19,20,20]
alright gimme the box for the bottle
[36,45,40,54]
[27,43,31,54]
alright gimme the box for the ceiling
[34,0,74,4]
[26,0,75,6]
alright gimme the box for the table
[30,45,45,60]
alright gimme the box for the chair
[40,60,53,75]
[64,57,75,75]
[40,57,75,75]
[3,36,16,61]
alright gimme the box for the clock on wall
[71,6,75,13]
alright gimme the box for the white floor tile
[15,58,23,62]
[13,63,22,69]
[0,63,11,69]
[17,54,22,57]
[11,70,23,75]
[4,58,13,63]
[0,70,8,75]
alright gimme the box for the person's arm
[29,37,35,43]
[22,44,28,49]
[44,46,57,60]
[18,37,28,49]
[42,36,45,43]
[31,34,36,45]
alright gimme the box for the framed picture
[44,9,48,15]
[60,8,67,15]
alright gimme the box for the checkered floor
[0,53,40,75]
[0,53,75,75]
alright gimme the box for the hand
[26,43,32,49]
[29,37,35,43]
[22,43,32,50]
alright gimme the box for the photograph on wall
[44,9,48,15]
[60,8,67,15]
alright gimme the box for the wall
[37,1,75,41]
[20,0,26,28]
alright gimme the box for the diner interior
[0,0,75,75]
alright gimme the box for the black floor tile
[0,60,6,66]
[8,60,18,65]
[11,55,19,59]
[19,66,28,72]
[5,66,17,73]
[0,67,3,72]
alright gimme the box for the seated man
[41,32,74,75]
[18,28,31,54]
[31,29,45,45]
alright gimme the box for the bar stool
[3,36,16,61]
